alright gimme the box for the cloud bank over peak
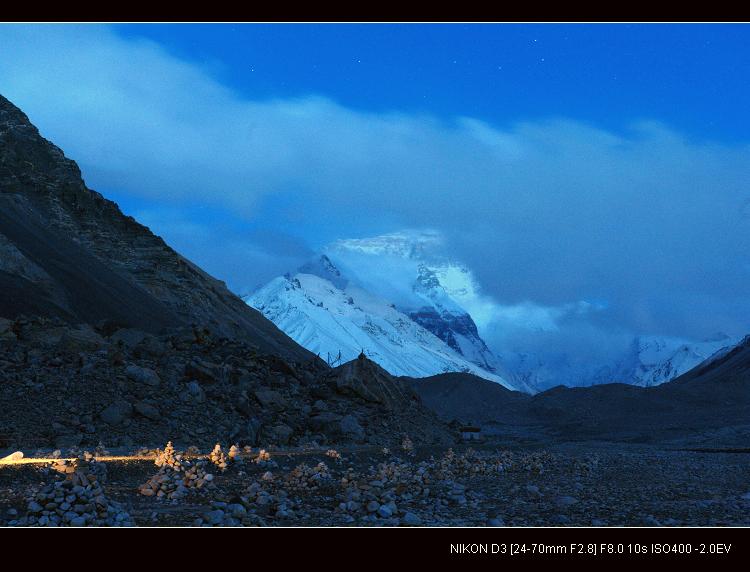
[1,24,750,365]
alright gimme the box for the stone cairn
[139,441,215,500]
[228,444,242,463]
[285,462,333,492]
[325,449,342,463]
[206,443,243,469]
[24,454,132,526]
[253,448,277,468]
[209,443,229,472]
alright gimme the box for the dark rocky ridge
[403,372,531,425]
[0,317,454,450]
[0,94,310,362]
[405,339,750,446]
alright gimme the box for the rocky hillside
[0,316,454,452]
[405,373,531,426]
[0,94,310,362]
[0,94,455,451]
[406,342,750,446]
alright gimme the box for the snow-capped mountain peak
[246,272,518,389]
[321,231,510,378]
[625,334,738,387]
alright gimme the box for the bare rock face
[327,353,418,410]
[0,93,312,363]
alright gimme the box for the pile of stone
[139,441,215,500]
[432,448,508,479]
[21,455,132,526]
[192,500,268,527]
[209,443,229,472]
[253,448,278,468]
[336,460,433,524]
[228,444,242,463]
[243,480,298,520]
[285,462,333,491]
[517,450,555,474]
[325,449,342,462]
[154,441,179,469]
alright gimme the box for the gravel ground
[1,442,748,526]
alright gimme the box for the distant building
[460,426,482,441]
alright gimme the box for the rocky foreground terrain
[2,315,748,527]
[2,441,749,526]
[0,316,453,452]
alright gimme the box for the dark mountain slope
[0,192,178,331]
[0,94,311,362]
[404,372,531,425]
[406,344,750,445]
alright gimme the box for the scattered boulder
[134,335,167,358]
[326,354,415,409]
[109,328,148,348]
[340,414,365,442]
[265,424,294,445]
[125,364,160,387]
[185,360,218,384]
[235,393,254,416]
[100,400,133,426]
[253,389,286,410]
[57,325,106,353]
[308,411,342,433]
[183,381,205,403]
[134,401,161,421]
[54,433,83,449]
[231,418,261,447]
[402,511,422,526]
[555,495,578,508]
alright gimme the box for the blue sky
[1,23,749,363]
[112,24,750,141]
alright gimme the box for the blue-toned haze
[1,23,749,373]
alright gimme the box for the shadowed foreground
[2,442,749,526]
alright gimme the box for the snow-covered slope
[324,231,507,378]
[247,272,518,389]
[508,334,739,392]
[618,334,739,387]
